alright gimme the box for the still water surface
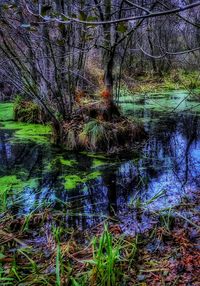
[1,91,200,234]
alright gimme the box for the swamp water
[0,91,200,235]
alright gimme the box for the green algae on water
[92,159,106,168]
[86,171,101,180]
[45,156,77,172]
[0,103,52,144]
[60,157,77,167]
[64,171,101,190]
[80,151,108,160]
[0,121,52,144]
[0,103,14,121]
[0,175,39,212]
[0,175,38,193]
[64,175,83,189]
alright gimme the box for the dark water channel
[0,91,200,234]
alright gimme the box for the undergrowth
[0,190,199,285]
[124,69,200,93]
[14,96,49,124]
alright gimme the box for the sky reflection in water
[0,91,200,234]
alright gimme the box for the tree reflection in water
[0,110,200,233]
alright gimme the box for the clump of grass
[159,208,174,232]
[129,190,165,210]
[72,224,140,286]
[163,69,200,90]
[123,69,200,93]
[63,117,145,153]
[87,224,122,286]
[79,120,107,150]
[14,96,49,124]
[52,227,63,286]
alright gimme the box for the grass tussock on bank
[63,117,145,153]
[14,97,49,124]
[62,101,146,153]
[13,96,146,153]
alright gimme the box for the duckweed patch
[92,159,106,168]
[60,157,77,167]
[0,175,23,193]
[45,155,77,173]
[80,152,108,160]
[0,121,52,144]
[86,171,101,180]
[0,175,39,193]
[64,175,83,189]
[120,90,200,122]
[0,103,14,121]
[64,171,101,190]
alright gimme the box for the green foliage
[159,208,174,231]
[117,22,127,33]
[129,190,165,209]
[56,244,61,286]
[0,175,21,193]
[88,224,121,286]
[79,11,87,21]
[18,249,38,274]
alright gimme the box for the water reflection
[1,92,200,234]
